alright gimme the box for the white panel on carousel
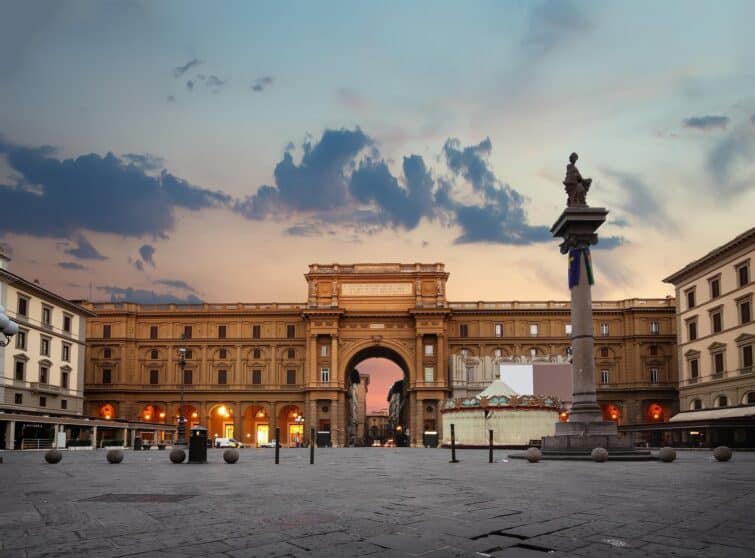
[498,364,533,395]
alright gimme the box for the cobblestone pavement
[1,448,753,557]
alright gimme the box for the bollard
[450,424,459,463]
[275,427,280,464]
[310,428,315,465]
[489,429,494,463]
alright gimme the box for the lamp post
[176,340,187,446]
[0,305,20,347]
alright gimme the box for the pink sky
[356,358,404,413]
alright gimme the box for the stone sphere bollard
[713,446,732,462]
[223,449,239,464]
[106,449,124,464]
[591,447,608,462]
[525,447,542,463]
[169,448,186,464]
[44,449,63,464]
[658,447,676,463]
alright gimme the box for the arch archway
[208,403,235,439]
[277,404,303,447]
[342,344,411,447]
[243,405,272,446]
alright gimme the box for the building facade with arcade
[82,263,678,447]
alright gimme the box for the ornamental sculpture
[563,152,592,207]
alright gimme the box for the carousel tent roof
[477,380,518,399]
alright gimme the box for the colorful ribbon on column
[568,247,595,289]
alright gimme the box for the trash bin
[423,431,438,448]
[133,436,142,451]
[189,426,208,464]
[316,431,331,447]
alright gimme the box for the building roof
[0,268,96,316]
[663,226,755,285]
[669,405,755,422]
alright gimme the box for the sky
[2,0,755,312]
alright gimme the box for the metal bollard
[275,427,280,464]
[450,424,459,463]
[489,429,494,463]
[310,428,315,465]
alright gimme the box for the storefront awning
[669,406,755,422]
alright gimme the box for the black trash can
[133,436,142,451]
[189,426,208,464]
[423,431,438,448]
[316,431,332,448]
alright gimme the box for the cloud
[593,236,626,250]
[57,261,87,270]
[609,217,630,228]
[707,124,755,196]
[155,279,196,292]
[206,75,227,90]
[251,76,273,92]
[0,137,231,240]
[139,244,155,267]
[122,153,164,171]
[186,80,194,92]
[133,259,144,272]
[601,169,674,232]
[682,115,729,131]
[98,285,202,304]
[522,0,592,57]
[173,58,202,78]
[167,95,176,103]
[65,234,107,260]
[751,113,755,125]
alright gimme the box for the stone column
[330,335,338,384]
[92,425,98,448]
[122,427,128,447]
[7,420,15,450]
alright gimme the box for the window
[183,325,192,339]
[41,306,51,326]
[466,366,474,383]
[717,395,728,407]
[710,309,723,333]
[40,336,50,356]
[320,344,329,357]
[104,348,112,359]
[737,261,750,287]
[600,322,609,336]
[424,344,434,356]
[287,325,296,338]
[40,396,46,408]
[150,325,158,339]
[686,288,696,309]
[252,325,261,339]
[650,368,660,384]
[713,352,725,375]
[61,371,69,389]
[460,324,468,337]
[600,369,609,384]
[320,367,330,382]
[650,321,660,335]
[565,324,573,336]
[151,349,158,359]
[219,349,227,360]
[185,350,193,359]
[63,314,72,333]
[253,348,261,359]
[15,360,25,380]
[252,369,262,385]
[17,295,28,316]
[15,393,22,405]
[687,319,698,341]
[424,367,434,382]
[288,348,295,359]
[16,329,27,350]
[218,325,227,339]
[530,324,539,336]
[741,345,753,374]
[218,369,227,384]
[650,345,658,356]
[709,276,721,299]
[738,297,752,325]
[689,358,699,379]
[103,324,111,338]
[691,399,702,410]
[62,343,70,362]
[183,370,193,385]
[600,347,608,358]
[102,369,112,384]
[149,370,159,385]
[494,323,503,337]
[61,399,67,410]
[286,369,296,384]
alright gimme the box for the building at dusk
[82,263,677,447]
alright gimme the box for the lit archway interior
[243,405,270,446]
[175,405,199,442]
[209,404,234,439]
[277,405,303,447]
[140,404,166,423]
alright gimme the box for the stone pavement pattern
[0,448,753,557]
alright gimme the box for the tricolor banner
[568,248,595,289]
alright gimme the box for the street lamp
[0,305,19,347]
[176,338,187,446]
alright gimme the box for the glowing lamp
[159,412,166,419]
[144,414,151,420]
[191,412,198,419]
[218,405,228,417]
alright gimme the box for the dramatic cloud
[139,244,155,267]
[0,137,231,240]
[682,115,729,131]
[65,234,107,260]
[99,286,202,304]
[251,76,273,92]
[57,261,87,270]
[173,58,202,78]
[593,236,626,250]
[155,279,196,292]
[523,0,592,56]
[122,153,164,171]
[602,169,673,231]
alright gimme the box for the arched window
[715,395,728,408]
[690,399,703,411]
[745,392,755,405]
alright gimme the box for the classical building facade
[664,227,754,412]
[83,263,677,447]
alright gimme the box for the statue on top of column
[563,152,592,208]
